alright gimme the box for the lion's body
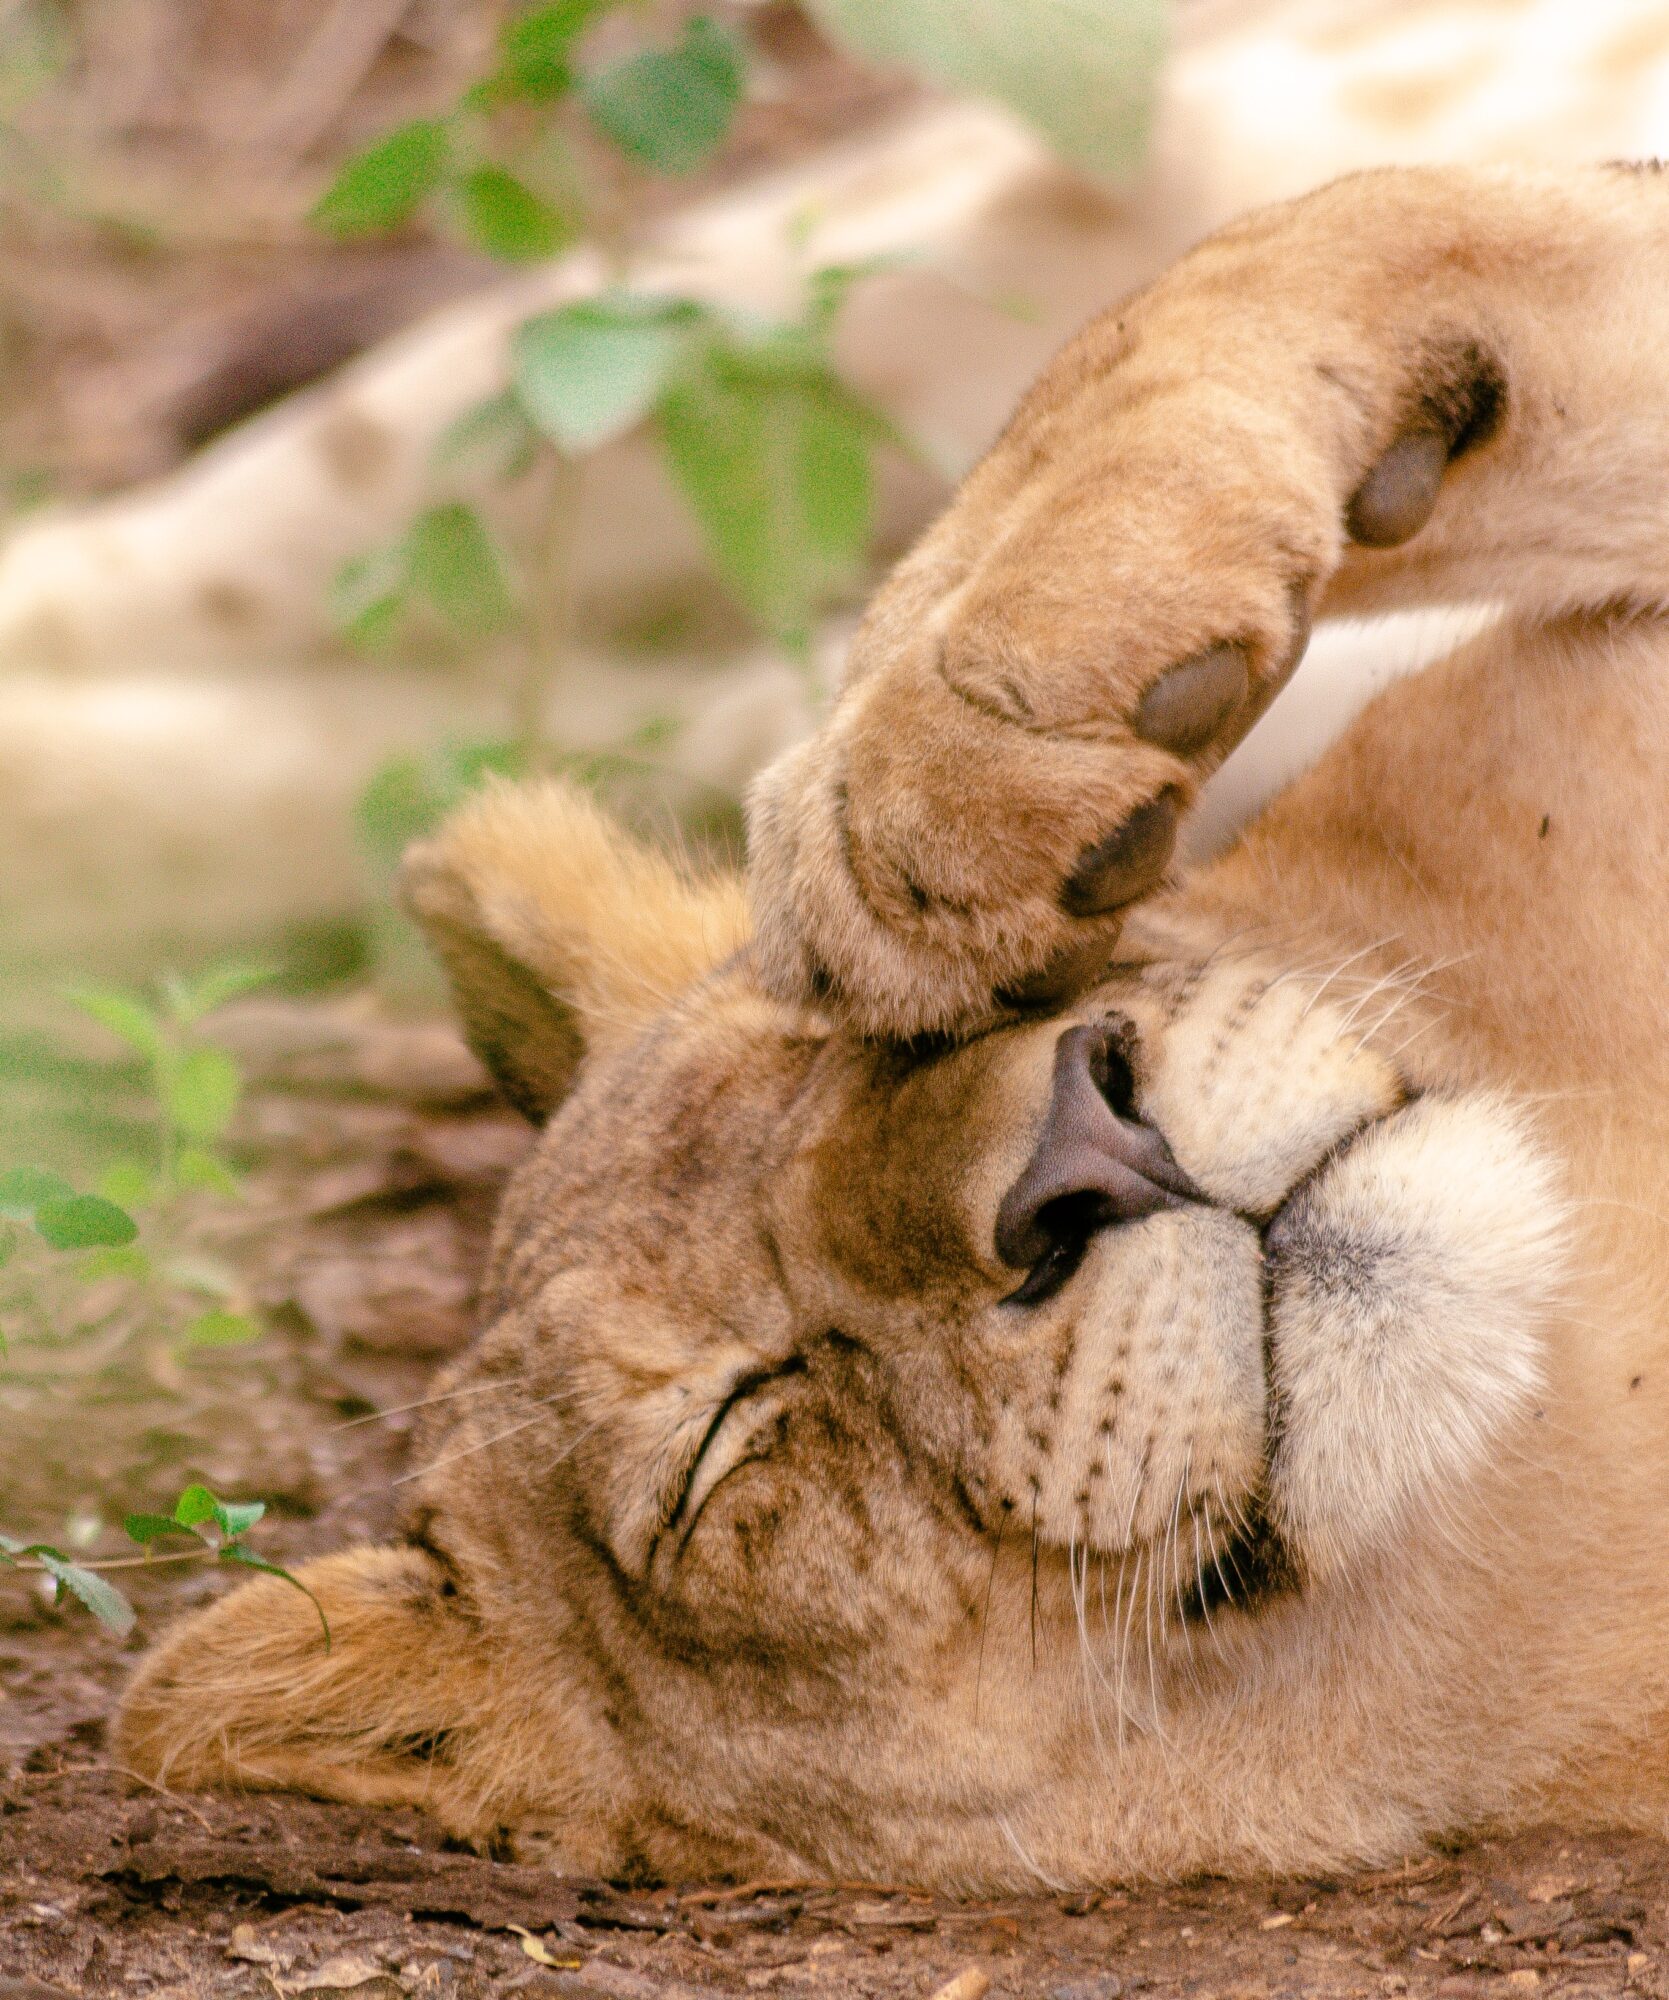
[121,165,1669,1887]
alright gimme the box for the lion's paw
[745,172,1510,1041]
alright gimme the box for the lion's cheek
[973,1209,1269,1552]
[1262,1093,1566,1579]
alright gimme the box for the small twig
[33,1762,214,1831]
[677,1878,809,1905]
[677,1877,918,1905]
[1425,1886,1478,1934]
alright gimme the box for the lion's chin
[1257,1093,1565,1582]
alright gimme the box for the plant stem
[8,1548,213,1573]
[152,1046,178,1198]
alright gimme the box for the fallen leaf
[226,1923,285,1967]
[929,1972,992,2000]
[276,1957,402,1998]
[508,1924,582,1970]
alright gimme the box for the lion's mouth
[1175,1106,1409,1627]
[1180,1501,1299,1623]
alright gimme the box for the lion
[119,163,1669,1887]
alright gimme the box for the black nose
[994,1023,1200,1269]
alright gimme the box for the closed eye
[666,1356,807,1547]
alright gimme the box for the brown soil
[5,1003,1669,1998]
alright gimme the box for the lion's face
[120,780,1566,1882]
[481,923,1551,1645]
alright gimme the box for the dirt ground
[5,1002,1669,2000]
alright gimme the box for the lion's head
[119,778,1564,1884]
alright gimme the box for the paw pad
[1133,643,1250,754]
[1062,786,1183,917]
[1345,428,1449,548]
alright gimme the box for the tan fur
[401,780,750,1116]
[121,165,1669,1887]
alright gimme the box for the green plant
[353,717,684,875]
[1,965,271,1357]
[64,961,272,1215]
[313,7,748,259]
[0,964,314,1637]
[1,1482,322,1643]
[316,1,911,841]
[803,0,1168,182]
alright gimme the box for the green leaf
[77,1245,153,1283]
[356,755,440,865]
[163,961,276,1026]
[164,1046,242,1144]
[0,1167,73,1220]
[582,15,745,174]
[219,1544,332,1649]
[97,1160,154,1210]
[355,739,522,869]
[435,388,540,481]
[0,1531,22,1561]
[802,0,1167,182]
[656,339,877,648]
[33,1194,138,1251]
[312,118,450,237]
[62,984,164,1062]
[175,1148,241,1198]
[628,712,681,752]
[124,1512,206,1548]
[34,1552,136,1634]
[171,1484,218,1529]
[513,294,700,453]
[407,503,517,636]
[795,383,874,564]
[801,254,909,339]
[498,0,613,99]
[172,1485,266,1541]
[331,539,412,652]
[453,166,574,263]
[181,1309,259,1349]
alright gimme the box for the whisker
[394,1402,601,1488]
[973,1502,1008,1725]
[392,1410,552,1486]
[1189,1498,1219,1648]
[334,1377,522,1431]
[1029,1489,1041,1674]
[1299,937,1402,1018]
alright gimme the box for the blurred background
[4,0,1669,1642]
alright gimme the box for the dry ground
[6,1003,1669,1999]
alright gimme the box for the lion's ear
[400,779,749,1122]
